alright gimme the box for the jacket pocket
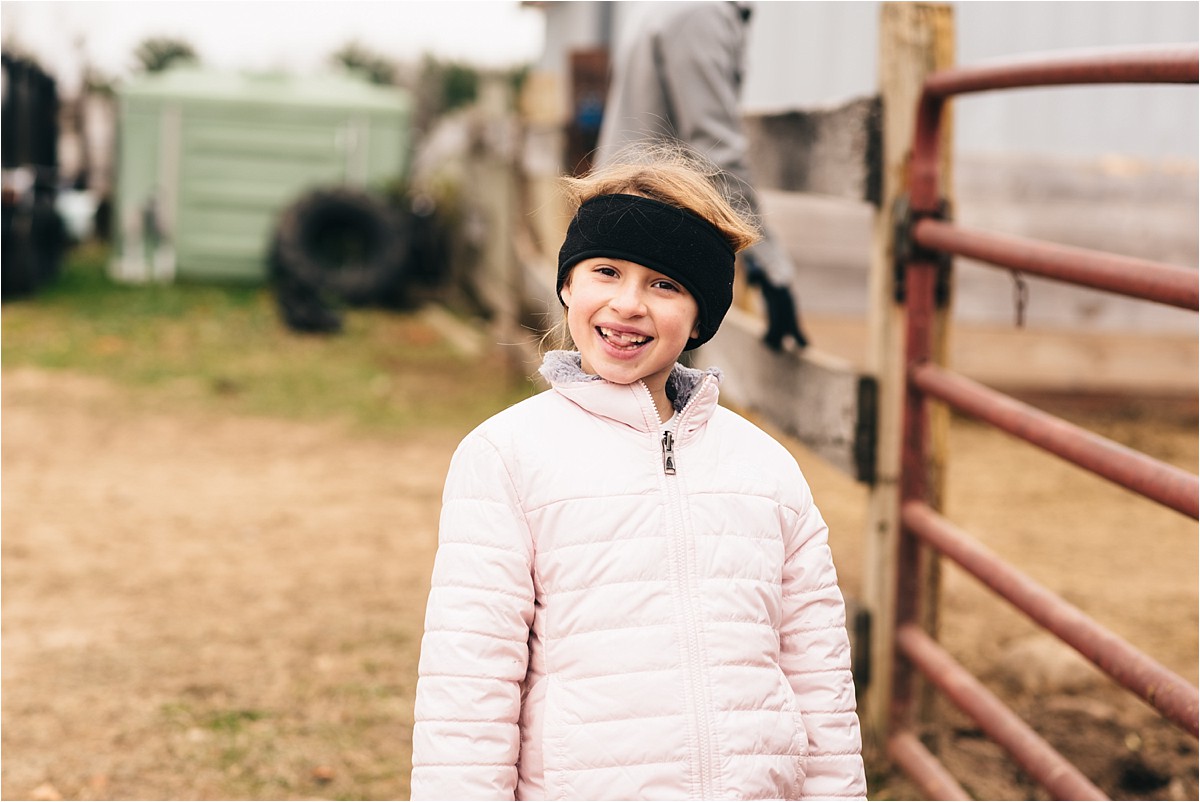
[518,675,548,799]
[777,667,809,796]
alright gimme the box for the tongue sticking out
[600,327,651,348]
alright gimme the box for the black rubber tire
[268,236,344,334]
[272,187,411,306]
[2,201,65,301]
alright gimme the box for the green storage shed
[111,67,411,284]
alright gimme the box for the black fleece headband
[556,194,735,350]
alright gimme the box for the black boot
[760,282,809,352]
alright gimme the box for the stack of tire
[2,53,67,301]
[2,183,67,301]
[269,186,413,333]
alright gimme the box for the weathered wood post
[468,74,526,363]
[862,2,955,742]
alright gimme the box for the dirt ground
[2,363,1196,801]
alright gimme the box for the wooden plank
[744,97,882,203]
[695,307,870,479]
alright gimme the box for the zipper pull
[662,430,677,475]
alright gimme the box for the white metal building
[535,0,1199,161]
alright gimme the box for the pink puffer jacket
[412,351,866,800]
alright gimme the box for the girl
[411,150,866,801]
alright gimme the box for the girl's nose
[608,281,647,317]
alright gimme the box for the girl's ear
[691,319,700,340]
[560,279,573,307]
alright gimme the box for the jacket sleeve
[652,4,798,287]
[410,432,535,800]
[653,4,752,193]
[780,480,868,800]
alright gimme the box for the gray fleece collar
[539,350,721,413]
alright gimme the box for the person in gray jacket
[595,0,810,351]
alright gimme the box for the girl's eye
[653,280,681,292]
[594,265,618,277]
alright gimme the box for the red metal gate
[891,45,1199,800]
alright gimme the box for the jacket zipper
[647,377,707,477]
[640,377,717,796]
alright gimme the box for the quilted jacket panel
[412,353,866,800]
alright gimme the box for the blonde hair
[544,143,761,351]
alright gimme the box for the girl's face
[561,257,700,416]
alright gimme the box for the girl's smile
[597,325,651,349]
[560,257,700,421]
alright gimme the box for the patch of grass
[159,700,198,728]
[207,708,269,734]
[159,702,269,734]
[2,242,535,433]
[157,701,296,796]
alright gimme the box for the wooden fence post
[464,74,527,365]
[862,1,955,743]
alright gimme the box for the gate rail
[891,45,1200,800]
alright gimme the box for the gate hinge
[892,194,953,306]
[851,605,872,692]
[853,375,878,485]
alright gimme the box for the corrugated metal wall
[112,69,411,284]
[746,0,1199,161]
[585,1,1199,162]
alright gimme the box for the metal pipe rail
[912,218,1200,311]
[910,362,1200,519]
[909,46,1199,211]
[887,730,970,801]
[896,623,1109,801]
[922,46,1199,97]
[892,43,1200,800]
[902,499,1200,736]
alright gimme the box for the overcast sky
[1,0,546,94]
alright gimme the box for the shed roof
[118,67,410,113]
